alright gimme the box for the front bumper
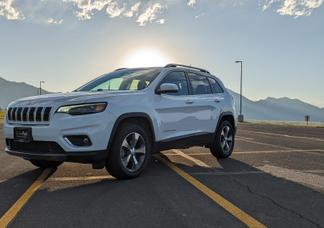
[5,139,107,168]
[4,111,117,152]
[4,111,117,169]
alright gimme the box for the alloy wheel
[120,132,146,173]
[220,125,233,155]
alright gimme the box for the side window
[188,73,212,95]
[91,78,122,91]
[159,71,189,96]
[208,78,224,93]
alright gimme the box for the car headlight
[56,102,107,115]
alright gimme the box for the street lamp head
[235,60,242,63]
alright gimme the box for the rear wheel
[30,160,63,168]
[210,120,235,158]
[105,122,151,179]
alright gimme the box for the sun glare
[122,48,170,68]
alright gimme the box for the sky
[0,0,323,107]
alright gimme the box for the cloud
[1,0,322,25]
[47,17,63,24]
[65,0,111,20]
[66,0,164,26]
[262,0,324,17]
[187,0,197,7]
[0,0,24,20]
[136,3,163,26]
[157,18,165,24]
[124,2,140,17]
[106,1,125,18]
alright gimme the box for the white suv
[4,64,236,179]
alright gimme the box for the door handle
[214,97,224,103]
[186,100,194,104]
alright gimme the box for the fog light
[64,135,92,147]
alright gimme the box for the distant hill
[0,77,49,109]
[0,77,323,122]
[228,90,324,122]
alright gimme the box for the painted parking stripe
[236,136,255,140]
[237,138,293,150]
[48,175,114,182]
[156,155,267,228]
[192,171,264,175]
[241,130,324,142]
[0,169,53,227]
[171,149,209,167]
[164,149,324,156]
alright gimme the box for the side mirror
[156,83,179,94]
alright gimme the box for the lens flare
[122,48,170,67]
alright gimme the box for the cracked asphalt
[1,122,324,227]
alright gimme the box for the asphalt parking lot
[1,122,324,228]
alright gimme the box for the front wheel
[210,120,235,159]
[105,122,151,179]
[30,160,63,168]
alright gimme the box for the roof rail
[164,63,210,74]
[114,68,127,71]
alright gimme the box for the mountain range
[228,90,324,122]
[1,77,323,122]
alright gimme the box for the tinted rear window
[188,73,212,95]
[208,78,224,93]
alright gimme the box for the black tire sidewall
[210,120,235,158]
[106,122,152,179]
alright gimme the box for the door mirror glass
[157,83,179,94]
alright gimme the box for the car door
[153,70,198,141]
[186,72,222,134]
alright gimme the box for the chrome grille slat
[22,107,28,121]
[8,106,52,124]
[29,107,36,122]
[17,107,22,121]
[33,108,37,122]
[36,107,43,122]
[8,108,13,120]
[13,108,17,121]
[43,107,51,122]
[26,107,30,122]
[40,107,45,122]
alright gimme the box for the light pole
[235,60,244,122]
[39,81,45,95]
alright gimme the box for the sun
[122,48,170,68]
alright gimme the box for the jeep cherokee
[4,64,236,179]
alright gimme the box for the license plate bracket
[14,127,33,143]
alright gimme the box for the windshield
[76,68,161,92]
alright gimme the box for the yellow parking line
[49,175,114,182]
[156,155,267,228]
[0,169,53,227]
[241,130,324,142]
[164,149,324,156]
[171,149,210,167]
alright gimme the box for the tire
[105,122,152,179]
[30,160,63,168]
[210,120,235,159]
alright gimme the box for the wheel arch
[107,112,156,151]
[215,112,236,134]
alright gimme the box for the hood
[9,90,142,107]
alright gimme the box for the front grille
[7,106,52,124]
[6,139,65,154]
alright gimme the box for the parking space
[1,122,324,227]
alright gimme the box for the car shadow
[4,156,324,228]
[158,153,324,227]
[0,168,43,217]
